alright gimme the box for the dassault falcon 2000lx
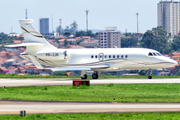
[6,19,178,79]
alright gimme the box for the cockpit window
[156,52,162,56]
[148,52,153,56]
[153,53,157,56]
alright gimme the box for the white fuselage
[21,48,177,71]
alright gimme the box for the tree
[172,36,180,51]
[64,32,70,37]
[76,30,96,37]
[141,30,154,48]
[64,40,68,47]
[123,33,132,37]
[121,37,138,48]
[141,26,169,54]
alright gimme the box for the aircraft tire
[92,74,98,79]
[81,74,87,79]
[148,76,152,79]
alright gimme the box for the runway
[1,78,180,87]
[1,78,180,114]
[1,101,180,114]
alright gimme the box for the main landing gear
[81,71,99,79]
[81,70,87,79]
[92,71,98,79]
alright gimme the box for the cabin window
[95,55,97,58]
[117,55,119,58]
[153,53,157,56]
[104,55,107,58]
[109,55,111,58]
[148,52,153,56]
[125,55,128,58]
[121,55,123,58]
[113,55,115,58]
[91,55,93,58]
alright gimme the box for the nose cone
[171,59,178,66]
[167,58,178,67]
[161,57,178,68]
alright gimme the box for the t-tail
[5,19,57,69]
[6,19,56,54]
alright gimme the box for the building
[39,18,49,34]
[98,27,121,48]
[79,40,99,48]
[157,0,180,36]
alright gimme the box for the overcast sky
[0,0,160,34]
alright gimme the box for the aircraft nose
[169,59,178,66]
[173,60,178,66]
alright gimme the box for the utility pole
[25,9,27,19]
[86,10,89,31]
[73,20,77,38]
[59,19,62,36]
[136,12,139,40]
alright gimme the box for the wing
[49,65,110,71]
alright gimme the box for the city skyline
[1,0,160,34]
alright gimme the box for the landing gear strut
[81,70,87,79]
[148,69,152,79]
[92,71,98,79]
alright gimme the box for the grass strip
[1,84,180,102]
[1,74,180,79]
[1,113,180,120]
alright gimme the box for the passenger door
[99,53,104,61]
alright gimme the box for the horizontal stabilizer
[5,43,43,47]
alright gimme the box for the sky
[0,0,161,34]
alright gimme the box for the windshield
[148,52,163,56]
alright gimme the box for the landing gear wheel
[92,74,98,79]
[148,76,152,79]
[81,74,87,79]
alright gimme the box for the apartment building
[158,0,180,36]
[39,18,49,34]
[98,27,121,48]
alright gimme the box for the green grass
[1,74,180,79]
[1,113,180,120]
[1,84,180,102]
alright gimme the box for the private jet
[5,19,178,79]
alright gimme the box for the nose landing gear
[148,76,152,79]
[148,69,152,79]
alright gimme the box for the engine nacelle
[37,50,67,61]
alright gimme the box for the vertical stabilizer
[19,19,56,52]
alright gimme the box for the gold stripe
[21,27,43,38]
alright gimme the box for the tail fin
[19,19,56,53]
